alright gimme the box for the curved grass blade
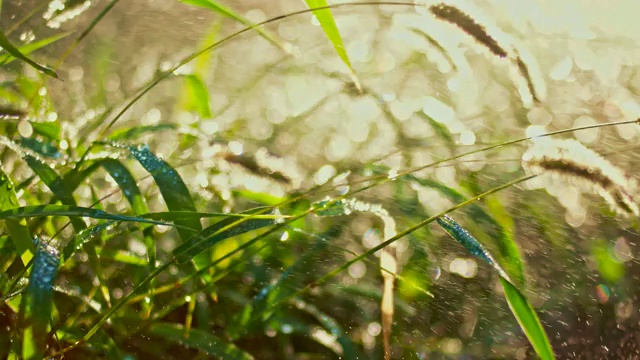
[178,0,287,54]
[172,208,276,263]
[99,158,156,269]
[437,215,512,282]
[0,32,71,66]
[304,0,360,91]
[20,241,60,360]
[119,144,202,241]
[60,221,122,265]
[149,322,253,360]
[500,277,555,360]
[99,158,147,215]
[0,169,33,265]
[436,215,554,360]
[107,124,176,141]
[0,205,174,227]
[30,121,61,141]
[19,137,61,159]
[0,29,57,78]
[181,74,211,118]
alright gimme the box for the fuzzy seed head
[522,138,639,217]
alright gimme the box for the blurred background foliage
[1,0,640,359]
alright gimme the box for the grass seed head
[522,138,639,217]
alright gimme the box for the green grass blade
[178,0,287,53]
[0,205,174,227]
[0,29,57,78]
[437,215,555,360]
[23,155,88,232]
[121,144,202,241]
[0,169,34,265]
[99,159,147,215]
[30,121,61,141]
[181,74,212,118]
[0,32,71,65]
[21,241,60,360]
[149,322,253,359]
[61,221,119,263]
[304,0,360,91]
[18,137,62,159]
[437,215,512,283]
[172,210,275,263]
[501,278,555,360]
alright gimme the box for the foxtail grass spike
[427,1,544,107]
[522,139,639,217]
[428,2,509,58]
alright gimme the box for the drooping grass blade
[0,29,58,78]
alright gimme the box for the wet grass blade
[99,159,147,215]
[412,176,524,284]
[123,144,202,241]
[304,0,360,91]
[149,322,254,360]
[0,169,34,265]
[437,215,554,360]
[21,241,60,360]
[0,29,58,78]
[437,215,512,281]
[172,208,276,263]
[0,205,174,227]
[178,0,288,53]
